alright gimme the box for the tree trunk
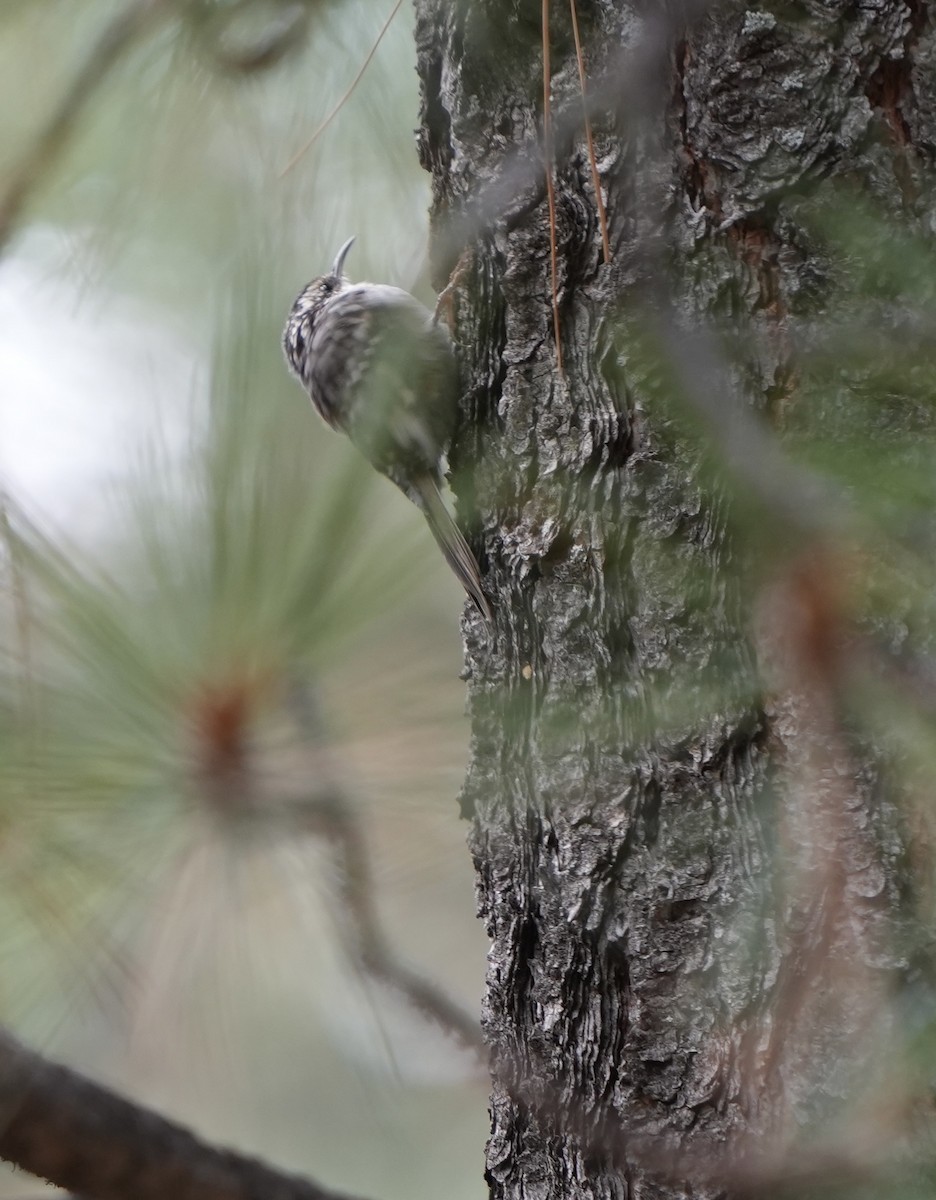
[416,1,930,1197]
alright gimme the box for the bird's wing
[311,285,457,477]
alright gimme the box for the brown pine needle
[279,0,404,179]
[542,0,563,374]
[570,0,611,264]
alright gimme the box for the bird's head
[282,236,355,378]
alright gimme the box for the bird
[282,237,492,623]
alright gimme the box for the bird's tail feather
[416,477,492,623]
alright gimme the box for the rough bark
[415,1,932,1197]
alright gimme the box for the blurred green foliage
[0,2,487,1198]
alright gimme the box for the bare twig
[0,1026,368,1200]
[277,678,485,1059]
[286,787,485,1059]
[179,672,485,1061]
[0,0,169,256]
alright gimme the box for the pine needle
[570,0,611,264]
[280,0,405,178]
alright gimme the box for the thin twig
[569,0,611,263]
[279,0,405,178]
[542,0,563,373]
[283,679,485,1058]
[0,0,168,256]
[288,789,486,1059]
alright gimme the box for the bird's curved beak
[331,236,355,278]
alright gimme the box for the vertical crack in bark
[865,0,927,148]
[724,218,799,425]
[864,0,928,202]
[675,36,721,223]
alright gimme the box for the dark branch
[0,1027,369,1200]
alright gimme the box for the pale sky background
[0,225,199,536]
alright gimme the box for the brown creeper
[282,238,492,622]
